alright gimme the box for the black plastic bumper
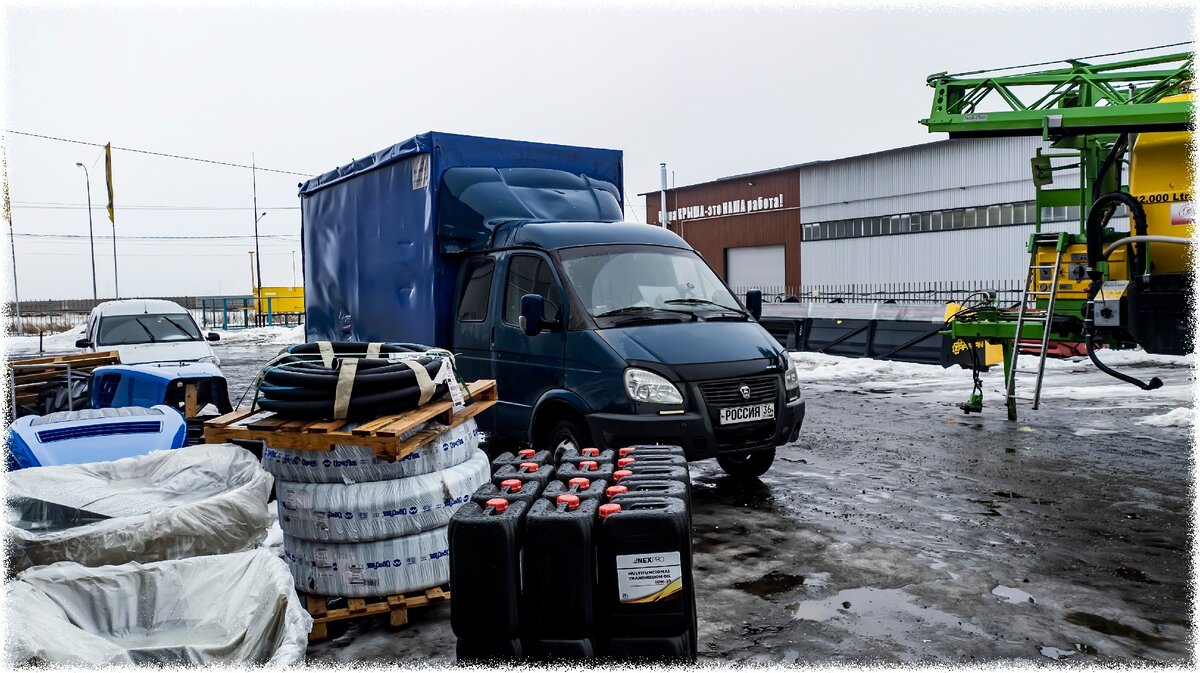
[586,397,805,461]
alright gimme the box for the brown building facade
[641,166,801,295]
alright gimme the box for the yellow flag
[104,143,114,223]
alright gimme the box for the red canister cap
[579,460,598,471]
[581,447,600,457]
[556,494,581,511]
[618,447,636,457]
[485,498,509,514]
[613,469,633,482]
[617,457,636,468]
[605,485,628,499]
[517,449,536,458]
[499,479,523,493]
[598,503,622,519]
[518,462,540,472]
[568,477,591,490]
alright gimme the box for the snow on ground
[210,324,305,346]
[2,323,305,357]
[4,325,86,356]
[1137,407,1194,428]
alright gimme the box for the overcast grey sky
[1,1,1194,300]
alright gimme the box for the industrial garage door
[726,245,785,291]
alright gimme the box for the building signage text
[668,193,785,222]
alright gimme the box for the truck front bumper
[585,397,805,462]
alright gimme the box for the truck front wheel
[544,418,590,463]
[717,448,775,479]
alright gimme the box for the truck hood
[597,321,782,366]
[107,341,217,365]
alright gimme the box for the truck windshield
[97,313,203,345]
[558,246,744,322]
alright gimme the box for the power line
[14,232,298,241]
[3,130,315,177]
[12,201,299,211]
[945,41,1193,78]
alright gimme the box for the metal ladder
[1006,232,1066,411]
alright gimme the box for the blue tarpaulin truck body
[299,132,805,478]
[298,132,623,347]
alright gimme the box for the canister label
[616,552,683,603]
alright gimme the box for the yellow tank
[253,286,305,314]
[1128,93,1194,275]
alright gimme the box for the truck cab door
[491,252,568,442]
[453,256,498,430]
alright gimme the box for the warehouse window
[964,208,977,228]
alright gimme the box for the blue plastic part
[6,405,188,470]
[89,363,223,411]
[299,131,624,347]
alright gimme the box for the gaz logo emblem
[739,384,752,400]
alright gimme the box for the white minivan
[76,299,222,365]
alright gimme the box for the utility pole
[252,154,264,327]
[291,250,297,287]
[75,163,98,300]
[3,147,20,330]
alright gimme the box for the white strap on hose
[401,360,436,406]
[366,342,383,359]
[317,341,335,369]
[332,358,359,420]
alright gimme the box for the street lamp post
[74,163,98,300]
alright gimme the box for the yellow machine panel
[1032,244,1127,303]
[254,286,305,314]
[1128,93,1195,275]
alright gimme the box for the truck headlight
[624,368,683,405]
[782,353,800,394]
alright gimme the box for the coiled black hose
[256,341,450,420]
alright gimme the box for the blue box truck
[299,132,804,477]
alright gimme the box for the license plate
[719,403,775,425]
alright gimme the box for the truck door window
[503,255,560,326]
[457,258,495,322]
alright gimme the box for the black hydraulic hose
[1093,135,1128,206]
[1086,191,1148,282]
[1084,332,1163,391]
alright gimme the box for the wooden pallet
[203,379,498,460]
[302,585,451,641]
[5,351,121,412]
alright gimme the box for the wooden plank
[205,408,255,428]
[350,413,410,436]
[305,594,328,618]
[301,420,347,434]
[246,416,290,431]
[5,351,120,368]
[347,598,367,615]
[184,384,199,419]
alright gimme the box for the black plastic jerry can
[491,448,552,471]
[449,497,528,660]
[523,494,600,659]
[596,497,696,662]
[605,478,692,514]
[542,477,609,502]
[472,478,542,508]
[611,463,691,492]
[617,444,687,460]
[615,453,688,470]
[556,459,614,484]
[557,446,615,465]
[492,462,554,494]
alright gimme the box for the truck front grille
[698,376,778,407]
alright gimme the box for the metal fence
[730,280,1026,305]
[5,294,305,334]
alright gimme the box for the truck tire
[716,448,775,479]
[543,418,590,464]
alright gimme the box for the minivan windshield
[97,313,203,345]
[558,245,744,323]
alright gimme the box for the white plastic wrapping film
[261,418,483,484]
[277,450,489,543]
[4,443,273,572]
[4,549,312,666]
[284,526,450,597]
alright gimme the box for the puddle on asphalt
[1064,612,1168,647]
[735,570,806,598]
[786,587,983,639]
[1116,566,1158,584]
[1040,645,1076,660]
[692,475,776,510]
[991,585,1035,604]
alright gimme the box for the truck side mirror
[519,293,545,336]
[75,338,91,349]
[206,332,221,342]
[745,289,763,321]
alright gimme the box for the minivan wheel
[717,448,775,478]
[544,418,589,463]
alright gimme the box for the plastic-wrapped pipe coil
[5,549,311,666]
[283,526,450,597]
[277,449,490,543]
[5,443,273,572]
[262,418,483,484]
[256,341,450,420]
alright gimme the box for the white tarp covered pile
[4,549,312,666]
[5,443,273,572]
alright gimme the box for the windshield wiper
[160,315,198,340]
[133,318,158,343]
[663,298,749,316]
[596,305,697,319]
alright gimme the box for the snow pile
[1137,407,1194,428]
[211,324,305,346]
[790,351,960,387]
[4,325,87,356]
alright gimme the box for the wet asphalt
[215,342,1194,665]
